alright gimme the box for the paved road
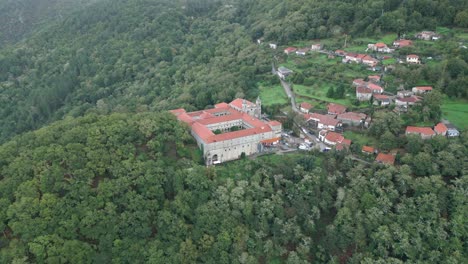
[278,77,328,150]
[280,79,298,112]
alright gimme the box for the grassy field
[259,83,288,106]
[343,131,378,147]
[292,83,353,106]
[441,99,468,130]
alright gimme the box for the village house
[447,126,460,137]
[395,96,421,107]
[352,78,366,86]
[277,66,293,80]
[362,55,379,67]
[393,39,413,48]
[434,122,448,136]
[284,47,297,54]
[311,43,322,51]
[318,130,351,147]
[356,86,373,101]
[344,53,365,63]
[171,98,281,165]
[362,146,375,154]
[373,94,391,106]
[305,113,342,131]
[335,50,346,56]
[296,48,309,56]
[368,42,393,53]
[337,112,367,126]
[412,86,433,94]
[375,153,395,165]
[397,90,413,98]
[405,126,435,139]
[327,103,347,115]
[406,54,420,64]
[367,83,384,94]
[299,102,313,113]
[415,31,440,41]
[269,43,277,49]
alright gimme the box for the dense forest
[0,0,467,143]
[0,0,467,262]
[0,112,466,263]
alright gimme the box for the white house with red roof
[284,47,297,54]
[337,112,367,126]
[393,39,413,48]
[305,113,342,131]
[405,126,435,139]
[311,43,322,51]
[368,75,381,83]
[171,98,281,165]
[299,102,313,113]
[406,54,420,64]
[395,96,421,107]
[412,86,433,94]
[356,86,372,101]
[368,42,393,53]
[375,153,395,165]
[296,48,309,56]
[434,122,448,136]
[318,130,351,147]
[373,94,391,106]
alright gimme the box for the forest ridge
[0,0,467,263]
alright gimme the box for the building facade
[171,98,281,165]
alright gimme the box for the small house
[373,94,391,106]
[375,153,395,165]
[299,102,313,113]
[434,122,448,136]
[311,44,322,51]
[356,86,372,101]
[412,86,432,94]
[269,43,277,49]
[296,48,309,56]
[284,47,297,55]
[337,112,367,126]
[362,146,375,154]
[277,66,293,80]
[406,54,420,64]
[393,39,413,48]
[406,126,435,139]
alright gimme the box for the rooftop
[376,153,395,165]
[327,103,347,114]
[406,126,435,136]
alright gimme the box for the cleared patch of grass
[259,83,288,106]
[441,99,468,130]
[343,131,377,147]
[293,83,352,106]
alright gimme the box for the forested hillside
[0,113,466,263]
[0,0,98,47]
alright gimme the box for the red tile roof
[394,39,413,47]
[406,126,435,136]
[368,75,380,81]
[362,146,374,153]
[341,138,351,146]
[373,94,389,100]
[229,98,255,109]
[357,86,372,94]
[306,113,340,127]
[376,153,395,165]
[327,103,347,114]
[268,120,282,127]
[397,96,420,103]
[414,86,433,91]
[407,54,419,58]
[337,112,366,121]
[375,42,387,48]
[299,102,313,110]
[434,123,448,134]
[325,132,344,143]
[285,47,297,53]
[215,102,229,108]
[368,83,384,92]
[353,78,365,86]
